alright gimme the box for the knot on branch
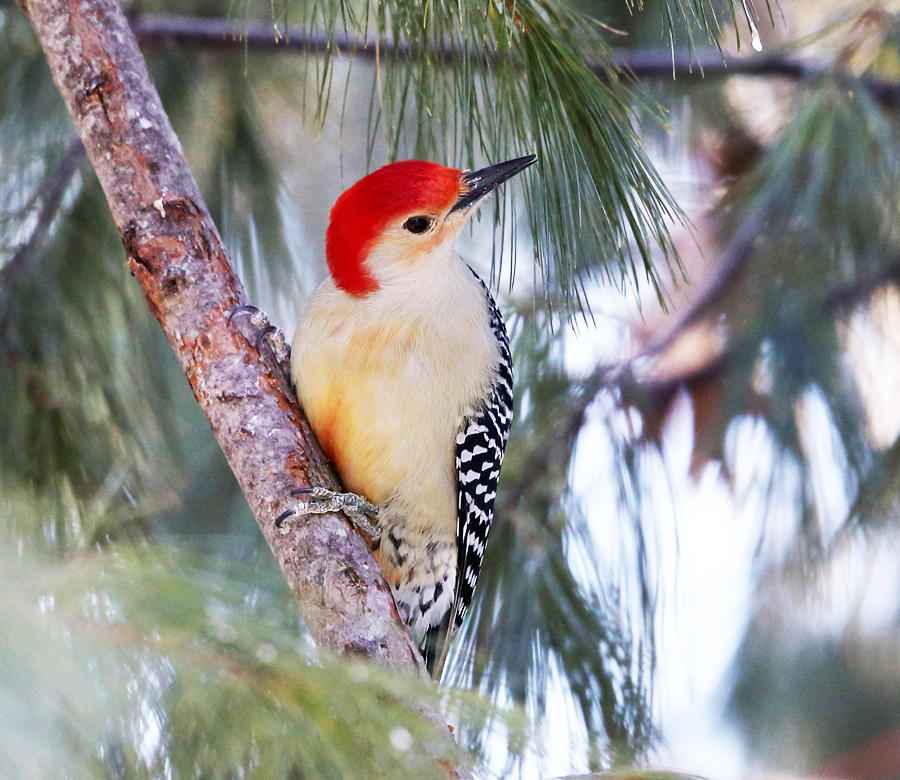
[129,235,187,275]
[162,264,188,294]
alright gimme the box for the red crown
[326,160,462,296]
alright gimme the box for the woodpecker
[286,155,536,676]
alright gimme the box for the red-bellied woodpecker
[285,155,536,676]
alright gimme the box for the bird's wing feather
[424,273,513,677]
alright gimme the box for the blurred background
[1,0,899,777]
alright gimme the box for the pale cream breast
[291,253,499,537]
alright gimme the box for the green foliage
[696,79,900,551]
[729,596,900,771]
[253,0,686,309]
[2,0,898,776]
[654,0,775,51]
[0,546,472,778]
[447,317,655,771]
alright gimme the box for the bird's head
[325,155,536,296]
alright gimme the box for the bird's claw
[228,305,291,376]
[277,486,381,543]
[228,304,270,330]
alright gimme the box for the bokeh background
[1,0,898,777]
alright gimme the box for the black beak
[450,154,537,213]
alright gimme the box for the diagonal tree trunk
[19,0,428,677]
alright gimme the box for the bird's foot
[276,486,381,543]
[228,305,291,380]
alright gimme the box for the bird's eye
[403,216,433,234]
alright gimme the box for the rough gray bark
[21,0,428,676]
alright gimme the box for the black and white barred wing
[452,284,514,631]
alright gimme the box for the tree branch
[0,135,84,340]
[0,136,84,292]
[616,48,900,106]
[638,207,764,361]
[128,12,900,107]
[21,0,428,679]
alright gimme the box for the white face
[363,206,471,283]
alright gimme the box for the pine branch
[19,0,451,710]
[827,263,900,310]
[639,207,765,360]
[616,47,900,106]
[0,136,83,292]
[500,248,900,507]
[0,136,84,342]
[129,12,900,107]
[496,366,609,519]
[128,12,433,57]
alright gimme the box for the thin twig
[617,47,900,105]
[0,136,84,290]
[129,13,900,106]
[827,264,900,310]
[498,251,900,522]
[0,136,85,340]
[496,366,610,517]
[638,207,765,361]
